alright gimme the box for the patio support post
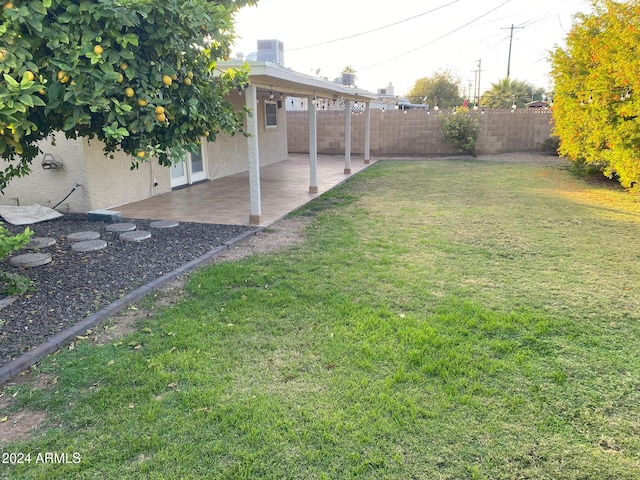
[309,95,318,194]
[246,84,262,225]
[344,99,352,174]
[364,101,371,164]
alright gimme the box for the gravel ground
[0,215,254,367]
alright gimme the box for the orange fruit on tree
[125,87,134,98]
[3,2,13,9]
[156,113,167,122]
[137,98,148,107]
[136,150,146,158]
[24,71,35,81]
[120,61,128,70]
[155,105,165,115]
[93,45,103,55]
[183,77,192,86]
[162,75,172,86]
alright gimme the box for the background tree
[0,0,256,192]
[406,70,463,108]
[550,0,640,188]
[481,78,545,108]
[340,65,357,86]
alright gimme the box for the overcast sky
[230,0,592,97]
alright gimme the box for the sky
[230,0,592,98]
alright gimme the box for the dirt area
[0,215,310,444]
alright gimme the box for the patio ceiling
[216,61,378,102]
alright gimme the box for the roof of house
[216,61,378,102]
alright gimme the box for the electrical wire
[286,0,460,52]
[357,0,513,72]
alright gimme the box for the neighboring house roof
[216,61,378,102]
[525,100,549,108]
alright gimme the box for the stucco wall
[0,136,92,212]
[82,139,171,211]
[287,108,553,156]
[0,93,289,214]
[207,92,288,179]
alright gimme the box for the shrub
[440,106,481,156]
[0,224,33,296]
[539,135,561,156]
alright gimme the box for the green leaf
[3,74,20,88]
[57,12,73,23]
[29,0,47,14]
[26,17,43,33]
[18,95,34,107]
[62,116,76,130]
[42,0,51,7]
[123,33,139,47]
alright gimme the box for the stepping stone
[120,230,151,242]
[67,231,100,242]
[24,237,56,249]
[150,220,179,229]
[106,223,137,233]
[71,239,108,252]
[9,252,52,268]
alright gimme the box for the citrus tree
[0,0,256,192]
[550,0,640,188]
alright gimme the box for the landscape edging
[0,227,263,385]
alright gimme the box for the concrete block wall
[287,108,553,156]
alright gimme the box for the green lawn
[3,156,640,479]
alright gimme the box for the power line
[286,0,460,53]
[358,0,513,72]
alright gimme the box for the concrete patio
[116,154,375,226]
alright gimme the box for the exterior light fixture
[42,153,64,170]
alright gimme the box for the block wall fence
[286,109,553,157]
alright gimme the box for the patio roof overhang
[216,61,378,102]
[214,61,375,226]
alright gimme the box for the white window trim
[265,100,278,129]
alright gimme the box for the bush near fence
[287,108,553,157]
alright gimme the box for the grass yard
[2,156,640,479]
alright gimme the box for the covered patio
[116,154,375,226]
[116,61,379,227]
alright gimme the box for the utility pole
[502,24,524,78]
[475,59,482,105]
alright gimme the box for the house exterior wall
[0,136,92,212]
[287,108,553,156]
[1,91,289,214]
[206,92,288,180]
[82,139,171,211]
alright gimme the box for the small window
[265,101,278,128]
